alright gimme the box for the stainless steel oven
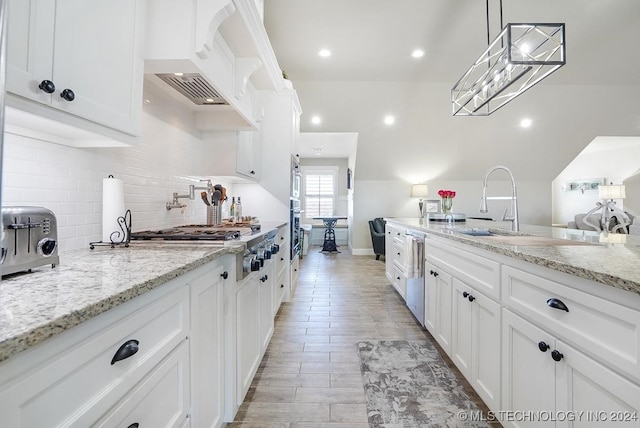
[291,155,301,199]
[290,198,301,260]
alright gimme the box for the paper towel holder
[90,209,132,250]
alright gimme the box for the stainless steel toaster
[1,206,60,276]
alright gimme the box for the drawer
[0,285,189,427]
[391,262,407,300]
[94,341,190,428]
[426,237,501,299]
[502,265,640,382]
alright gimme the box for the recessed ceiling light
[384,115,395,125]
[311,115,321,125]
[520,118,532,128]
[173,72,184,76]
[411,49,425,58]
[318,49,331,57]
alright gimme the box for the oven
[290,198,301,260]
[291,155,301,199]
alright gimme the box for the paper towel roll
[102,177,126,242]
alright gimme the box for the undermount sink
[456,229,600,246]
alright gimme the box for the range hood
[144,0,285,131]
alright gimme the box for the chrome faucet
[480,165,519,232]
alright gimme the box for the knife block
[206,205,222,226]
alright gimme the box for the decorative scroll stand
[90,210,132,250]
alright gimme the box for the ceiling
[263,0,640,180]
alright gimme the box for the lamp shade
[599,184,626,199]
[411,184,429,198]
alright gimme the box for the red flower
[438,189,456,198]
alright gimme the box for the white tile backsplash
[2,110,234,252]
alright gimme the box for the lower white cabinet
[425,261,453,355]
[259,260,276,352]
[236,273,262,404]
[451,278,501,412]
[502,309,640,428]
[94,342,191,428]
[0,278,190,427]
[189,256,233,428]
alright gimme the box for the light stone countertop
[0,242,244,363]
[385,218,640,295]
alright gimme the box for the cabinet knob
[111,339,139,365]
[127,424,139,428]
[433,271,439,277]
[538,341,550,352]
[463,291,469,298]
[221,271,228,279]
[281,257,284,261]
[60,88,75,101]
[281,284,284,288]
[551,350,564,362]
[39,79,56,94]
[250,170,256,174]
[468,294,475,302]
[546,298,569,312]
[260,275,268,282]
[397,252,401,256]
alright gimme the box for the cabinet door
[259,262,275,352]
[6,0,55,104]
[425,262,452,354]
[53,0,142,134]
[502,309,556,428]
[451,279,473,378]
[556,340,640,428]
[237,131,261,180]
[190,261,230,428]
[470,285,501,413]
[236,275,261,403]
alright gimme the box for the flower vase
[442,197,453,214]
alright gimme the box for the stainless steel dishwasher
[403,231,426,326]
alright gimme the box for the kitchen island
[386,217,640,427]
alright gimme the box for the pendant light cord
[486,0,504,46]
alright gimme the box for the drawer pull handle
[538,341,550,352]
[111,339,139,365]
[128,424,139,428]
[551,350,564,362]
[467,294,475,302]
[221,271,229,279]
[547,298,569,312]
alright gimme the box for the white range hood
[144,0,285,131]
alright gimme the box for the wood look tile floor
[228,247,492,428]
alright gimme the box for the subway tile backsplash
[2,112,231,252]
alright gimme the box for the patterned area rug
[358,340,490,427]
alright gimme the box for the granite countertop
[0,242,245,364]
[385,218,640,295]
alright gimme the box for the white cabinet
[259,260,276,352]
[0,281,190,427]
[502,309,640,428]
[274,226,289,310]
[451,278,501,412]
[6,0,144,137]
[202,131,261,182]
[236,273,261,403]
[385,223,409,300]
[425,261,453,354]
[291,254,300,298]
[189,256,233,428]
[93,342,191,428]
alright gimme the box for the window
[302,167,337,219]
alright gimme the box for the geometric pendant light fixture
[452,1,566,116]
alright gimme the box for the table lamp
[411,184,429,218]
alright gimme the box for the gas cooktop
[130,224,258,241]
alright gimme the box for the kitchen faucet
[166,180,214,210]
[480,165,519,232]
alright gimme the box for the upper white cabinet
[6,0,144,141]
[201,131,261,182]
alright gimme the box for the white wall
[2,108,235,252]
